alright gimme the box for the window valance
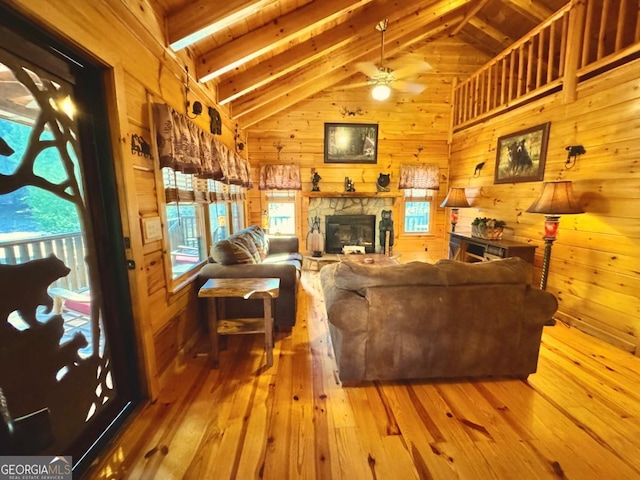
[153,103,252,188]
[258,164,302,190]
[398,164,440,190]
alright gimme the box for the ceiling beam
[502,0,554,22]
[468,16,514,47]
[168,0,278,51]
[450,0,491,36]
[217,0,440,105]
[231,1,472,119]
[196,0,375,83]
[238,15,465,127]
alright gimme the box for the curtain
[153,102,252,188]
[397,164,440,190]
[259,164,302,190]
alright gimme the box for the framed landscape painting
[324,123,378,164]
[494,122,550,184]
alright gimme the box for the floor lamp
[527,181,583,323]
[440,187,471,232]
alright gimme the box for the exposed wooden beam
[468,16,514,47]
[502,0,554,22]
[196,0,374,82]
[168,0,278,51]
[217,0,440,105]
[238,15,465,127]
[231,1,471,119]
[450,0,491,36]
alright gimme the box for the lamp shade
[526,181,583,214]
[440,187,471,208]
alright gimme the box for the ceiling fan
[351,19,432,101]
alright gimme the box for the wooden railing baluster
[597,0,611,60]
[452,0,640,129]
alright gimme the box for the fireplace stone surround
[307,197,394,254]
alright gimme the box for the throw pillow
[211,239,256,265]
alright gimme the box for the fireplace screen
[325,215,376,253]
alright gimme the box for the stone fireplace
[307,196,394,254]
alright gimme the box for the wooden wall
[7,0,240,396]
[449,57,640,355]
[246,36,489,263]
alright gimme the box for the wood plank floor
[85,270,640,479]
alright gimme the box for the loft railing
[452,0,640,130]
[0,232,89,292]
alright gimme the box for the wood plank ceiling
[151,0,569,127]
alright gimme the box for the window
[208,180,230,243]
[230,184,245,233]
[403,189,434,233]
[267,191,296,235]
[163,168,207,279]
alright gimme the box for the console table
[448,232,536,264]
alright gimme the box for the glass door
[0,8,139,472]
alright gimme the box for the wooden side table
[198,278,280,369]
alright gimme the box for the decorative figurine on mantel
[377,173,390,192]
[344,176,356,192]
[311,170,321,191]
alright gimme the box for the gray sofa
[320,257,558,382]
[197,226,302,331]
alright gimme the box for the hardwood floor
[85,270,640,479]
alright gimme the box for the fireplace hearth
[325,215,376,254]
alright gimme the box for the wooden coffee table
[303,253,339,271]
[198,278,280,369]
[337,253,400,266]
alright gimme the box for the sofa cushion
[333,257,531,291]
[211,239,257,265]
[263,252,303,265]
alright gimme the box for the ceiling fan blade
[391,61,432,80]
[328,81,372,91]
[392,80,427,94]
[355,61,381,78]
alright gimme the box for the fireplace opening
[325,214,376,253]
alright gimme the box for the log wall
[246,36,488,263]
[449,57,640,355]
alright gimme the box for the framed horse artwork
[494,122,550,184]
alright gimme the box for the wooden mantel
[301,191,402,198]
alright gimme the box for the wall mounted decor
[494,122,550,184]
[131,134,152,159]
[208,107,222,134]
[324,123,378,164]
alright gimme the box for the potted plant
[471,217,506,239]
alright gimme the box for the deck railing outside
[0,232,89,292]
[453,0,640,129]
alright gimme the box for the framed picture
[324,123,378,164]
[494,122,550,184]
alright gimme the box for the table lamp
[440,187,471,232]
[527,180,583,291]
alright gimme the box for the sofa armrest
[268,235,299,254]
[198,262,298,289]
[320,264,368,332]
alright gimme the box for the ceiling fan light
[371,84,391,101]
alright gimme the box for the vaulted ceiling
[150,0,569,127]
